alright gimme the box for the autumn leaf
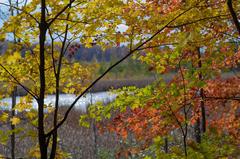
[10,117,21,125]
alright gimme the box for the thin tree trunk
[11,87,16,159]
[179,59,188,157]
[183,134,187,157]
[9,0,19,157]
[39,0,48,158]
[197,48,206,133]
[50,8,70,158]
[227,0,240,35]
[92,121,98,159]
[90,91,98,159]
[164,137,168,153]
[194,118,201,143]
[50,81,59,159]
[200,88,206,133]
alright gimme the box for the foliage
[81,0,240,158]
[145,131,239,159]
[1,0,240,158]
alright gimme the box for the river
[0,92,117,112]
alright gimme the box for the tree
[81,0,240,158]
[0,0,97,158]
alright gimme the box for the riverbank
[12,74,175,96]
[6,71,238,97]
[12,78,156,96]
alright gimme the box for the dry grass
[0,108,120,159]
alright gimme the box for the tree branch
[0,64,38,100]
[47,0,75,27]
[0,2,39,24]
[168,14,229,28]
[204,96,240,101]
[227,0,240,35]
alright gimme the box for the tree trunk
[89,91,98,159]
[92,122,98,159]
[39,0,48,158]
[11,87,17,159]
[9,0,19,157]
[183,134,187,157]
[194,118,201,143]
[197,48,206,133]
[200,88,206,133]
[50,10,70,157]
[227,0,240,35]
[50,86,59,159]
[164,137,168,153]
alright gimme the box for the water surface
[1,92,116,112]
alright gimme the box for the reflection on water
[0,92,116,112]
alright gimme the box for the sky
[0,0,129,43]
[0,0,11,27]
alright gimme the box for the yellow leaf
[29,147,41,158]
[0,113,8,122]
[7,52,21,64]
[26,111,37,119]
[10,117,20,125]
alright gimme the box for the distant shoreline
[13,77,158,96]
[9,71,237,97]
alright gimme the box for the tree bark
[197,48,206,133]
[164,137,168,153]
[194,118,201,143]
[11,87,16,159]
[9,0,19,157]
[183,134,187,157]
[227,0,240,35]
[38,0,47,158]
[200,88,206,133]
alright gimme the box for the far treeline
[0,42,155,79]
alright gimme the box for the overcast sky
[0,0,129,42]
